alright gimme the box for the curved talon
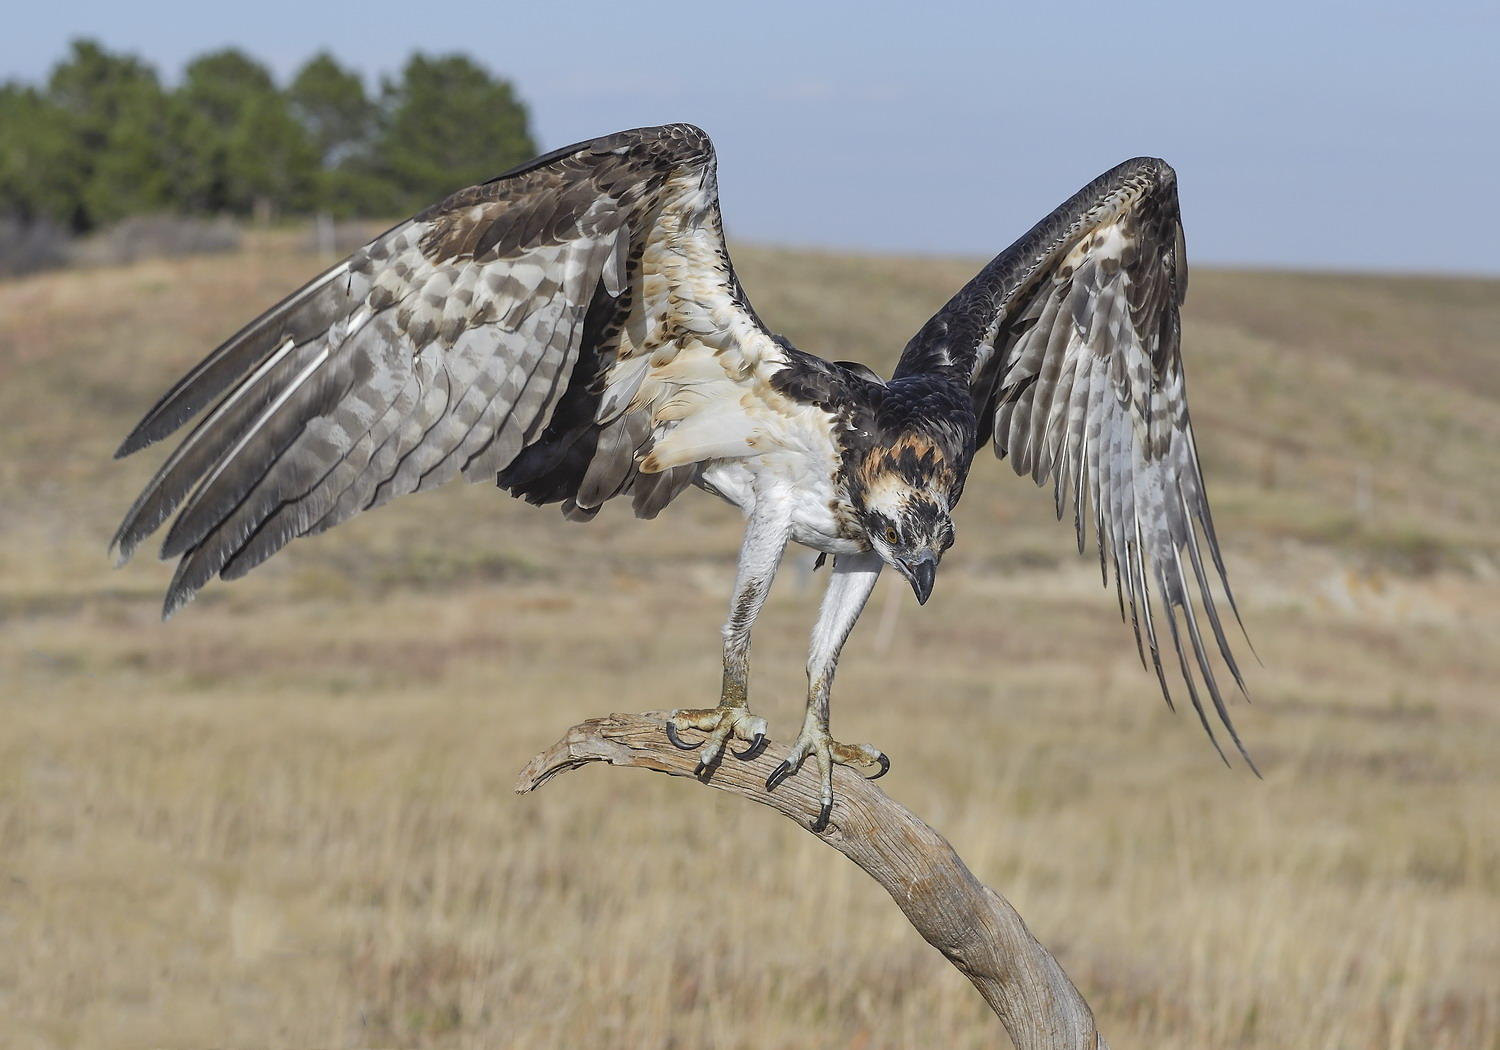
[665,722,702,751]
[869,753,890,780]
[811,797,833,832]
[765,759,795,792]
[732,733,767,761]
[694,756,716,782]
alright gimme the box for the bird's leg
[668,510,790,775]
[765,552,887,831]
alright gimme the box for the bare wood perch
[516,712,1108,1050]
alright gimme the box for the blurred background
[2,2,1496,1048]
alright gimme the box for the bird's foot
[764,724,889,832]
[666,705,769,778]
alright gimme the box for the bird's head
[862,491,953,605]
[854,437,958,605]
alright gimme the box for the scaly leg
[667,508,790,776]
[765,551,887,830]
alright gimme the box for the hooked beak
[898,550,938,606]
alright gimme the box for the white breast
[697,448,866,556]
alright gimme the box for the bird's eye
[885,526,899,545]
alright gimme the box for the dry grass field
[1,232,1497,1049]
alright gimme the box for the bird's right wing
[113,124,793,616]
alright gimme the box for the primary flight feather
[115,123,1254,829]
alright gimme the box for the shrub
[0,217,73,278]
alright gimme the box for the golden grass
[1,233,1497,1049]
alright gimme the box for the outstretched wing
[114,124,790,617]
[895,158,1255,770]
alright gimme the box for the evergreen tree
[0,42,539,235]
[288,53,381,216]
[226,92,319,218]
[178,48,317,216]
[83,80,177,225]
[179,48,277,127]
[45,39,172,229]
[0,83,84,227]
[158,92,223,215]
[289,53,372,168]
[373,54,535,214]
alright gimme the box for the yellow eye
[885,526,899,545]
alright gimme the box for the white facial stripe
[863,480,910,520]
[863,481,951,552]
[865,479,949,517]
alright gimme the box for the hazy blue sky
[5,0,1496,273]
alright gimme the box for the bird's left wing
[894,158,1255,769]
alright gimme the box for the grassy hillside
[1,234,1496,1049]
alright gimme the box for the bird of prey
[114,123,1253,830]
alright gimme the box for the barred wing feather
[113,124,786,617]
[896,158,1256,770]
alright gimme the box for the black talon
[869,753,890,780]
[695,756,716,782]
[733,733,767,761]
[811,796,833,832]
[765,759,795,791]
[666,722,702,751]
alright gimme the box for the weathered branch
[516,712,1108,1050]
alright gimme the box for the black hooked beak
[899,550,938,605]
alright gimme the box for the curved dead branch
[516,712,1108,1050]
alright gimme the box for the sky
[4,0,1497,274]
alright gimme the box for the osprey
[114,124,1253,830]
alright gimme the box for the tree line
[0,40,538,233]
